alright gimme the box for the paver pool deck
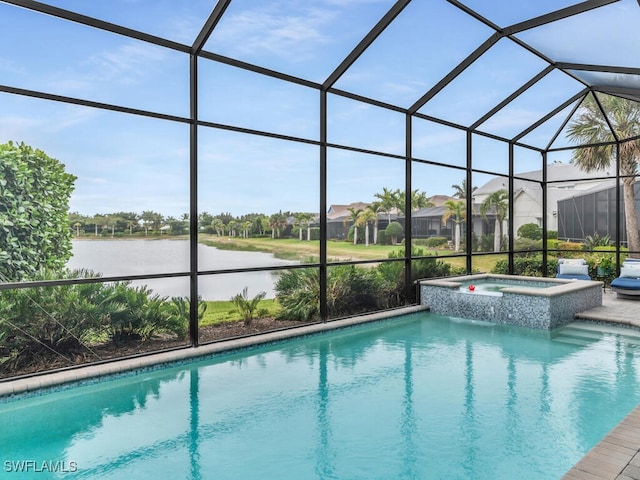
[563,290,640,480]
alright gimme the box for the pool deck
[563,290,640,480]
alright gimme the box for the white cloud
[210,4,336,62]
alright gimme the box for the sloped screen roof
[3,0,640,151]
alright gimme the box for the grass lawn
[199,235,505,272]
[201,298,281,327]
[201,236,422,261]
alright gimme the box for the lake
[66,239,299,301]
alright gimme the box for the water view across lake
[67,239,299,301]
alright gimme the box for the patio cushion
[558,258,586,265]
[556,273,591,280]
[620,265,640,279]
[559,263,589,276]
[611,277,640,290]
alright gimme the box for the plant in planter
[590,252,616,286]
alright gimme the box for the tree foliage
[567,93,640,256]
[0,142,76,281]
[517,223,542,241]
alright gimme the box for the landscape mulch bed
[1,318,312,381]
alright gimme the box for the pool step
[552,322,640,354]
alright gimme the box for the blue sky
[1,0,638,217]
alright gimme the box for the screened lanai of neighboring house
[2,0,640,373]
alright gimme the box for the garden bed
[1,317,309,380]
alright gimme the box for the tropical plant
[567,93,640,257]
[582,232,611,250]
[442,199,466,253]
[344,206,364,245]
[0,142,77,281]
[451,178,477,199]
[397,189,434,215]
[480,189,508,252]
[211,218,225,236]
[357,209,377,247]
[374,187,401,224]
[366,202,382,244]
[231,287,267,326]
[274,268,320,321]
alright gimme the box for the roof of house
[326,202,370,220]
[474,163,611,197]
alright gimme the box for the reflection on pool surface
[1,313,639,480]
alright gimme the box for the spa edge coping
[420,273,604,297]
[0,305,429,400]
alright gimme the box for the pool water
[461,280,549,293]
[2,313,640,480]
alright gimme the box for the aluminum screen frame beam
[3,0,190,53]
[322,0,411,90]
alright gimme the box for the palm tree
[398,189,433,215]
[480,189,508,252]
[357,209,377,247]
[442,200,466,253]
[241,221,252,238]
[301,213,315,241]
[293,212,308,241]
[451,179,477,199]
[228,220,238,237]
[73,221,82,236]
[211,218,224,236]
[366,202,382,244]
[567,94,640,256]
[344,206,363,245]
[141,210,155,235]
[374,187,401,225]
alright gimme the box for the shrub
[377,248,454,306]
[0,269,106,372]
[492,255,553,277]
[556,242,584,257]
[514,237,541,252]
[377,229,392,245]
[423,236,449,248]
[275,266,381,321]
[385,221,404,244]
[0,142,77,281]
[547,230,558,240]
[274,269,320,321]
[96,282,186,343]
[0,268,191,373]
[478,234,494,252]
[231,287,267,326]
[517,223,542,240]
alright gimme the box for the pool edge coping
[420,273,603,297]
[0,305,429,399]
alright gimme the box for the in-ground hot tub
[420,273,603,329]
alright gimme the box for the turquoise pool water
[2,313,640,480]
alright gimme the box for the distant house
[474,163,610,236]
[327,202,399,240]
[557,179,640,243]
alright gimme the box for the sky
[1,0,639,218]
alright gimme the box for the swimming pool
[1,312,639,480]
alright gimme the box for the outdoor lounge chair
[611,259,640,297]
[556,258,591,280]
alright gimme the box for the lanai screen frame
[0,0,638,353]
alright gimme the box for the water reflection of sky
[2,314,639,479]
[66,239,298,300]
